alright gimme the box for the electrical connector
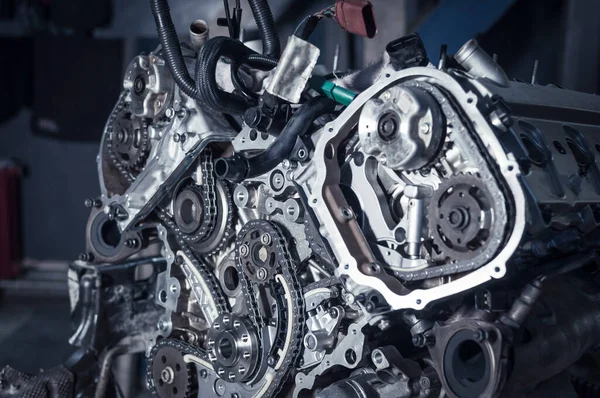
[334,0,377,38]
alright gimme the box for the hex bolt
[125,238,138,248]
[200,369,208,379]
[261,233,272,245]
[113,206,129,221]
[412,334,425,347]
[344,293,355,305]
[78,252,94,262]
[160,366,175,384]
[157,320,167,331]
[165,108,175,119]
[340,206,354,220]
[239,244,249,257]
[215,379,226,396]
[84,198,102,208]
[270,170,285,191]
[377,112,400,141]
[473,329,488,342]
[257,267,267,281]
[329,307,339,318]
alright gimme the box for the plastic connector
[309,76,357,106]
[334,0,377,38]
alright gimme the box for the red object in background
[0,164,21,279]
[335,0,377,38]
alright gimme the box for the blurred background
[0,0,597,396]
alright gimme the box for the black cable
[150,0,199,100]
[223,0,234,38]
[247,0,280,58]
[214,96,336,182]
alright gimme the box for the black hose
[150,0,199,100]
[215,96,336,182]
[248,0,280,58]
[195,36,257,115]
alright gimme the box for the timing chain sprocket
[108,108,151,176]
[164,149,235,256]
[150,341,196,398]
[232,220,305,398]
[428,172,495,262]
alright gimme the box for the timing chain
[104,91,135,183]
[155,149,229,313]
[235,220,305,398]
[177,149,218,244]
[107,97,304,397]
[105,91,151,181]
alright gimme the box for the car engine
[57,1,600,397]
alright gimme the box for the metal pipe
[189,19,209,52]
[454,39,509,87]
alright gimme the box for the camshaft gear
[237,223,280,285]
[429,173,495,262]
[169,150,235,256]
[109,109,151,175]
[150,342,196,398]
[206,313,260,383]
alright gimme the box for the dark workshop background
[0,0,597,396]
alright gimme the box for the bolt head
[239,244,249,257]
[260,233,271,245]
[378,319,391,331]
[377,112,400,141]
[160,366,175,384]
[257,267,267,280]
[340,207,354,220]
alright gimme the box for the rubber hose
[215,96,336,182]
[248,0,280,58]
[231,53,278,99]
[195,36,257,115]
[150,0,198,100]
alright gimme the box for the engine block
[58,2,600,398]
